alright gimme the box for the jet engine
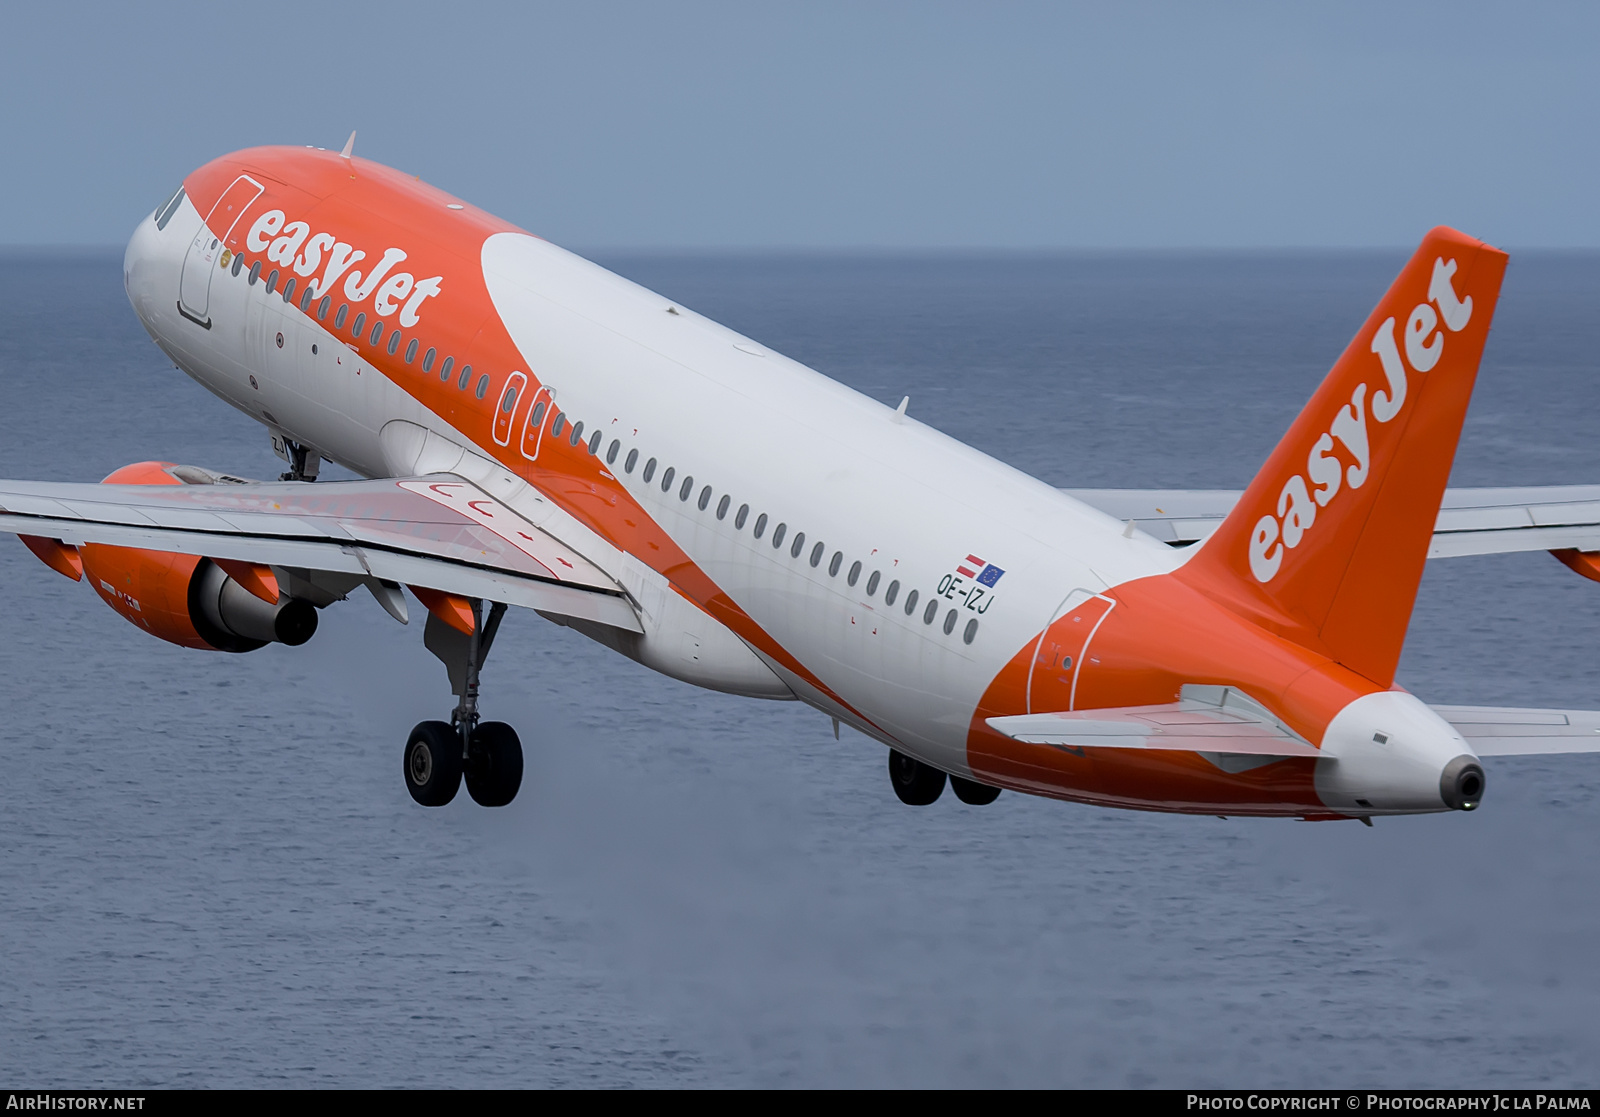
[29,461,318,653]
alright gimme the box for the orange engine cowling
[70,461,318,653]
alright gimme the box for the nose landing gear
[406,597,525,808]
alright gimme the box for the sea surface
[0,247,1597,1088]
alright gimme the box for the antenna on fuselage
[339,131,356,159]
[893,395,909,424]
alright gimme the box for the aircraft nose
[1439,755,1486,811]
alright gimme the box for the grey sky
[2,1,1595,248]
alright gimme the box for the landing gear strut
[405,598,524,807]
[277,437,321,482]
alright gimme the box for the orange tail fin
[1177,227,1508,688]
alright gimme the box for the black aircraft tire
[405,720,462,807]
[466,721,524,807]
[950,774,1002,805]
[888,748,946,806]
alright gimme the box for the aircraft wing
[0,473,643,632]
[1066,485,1600,557]
[1432,706,1600,756]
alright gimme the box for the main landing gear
[276,437,322,482]
[404,598,524,808]
[888,748,1002,806]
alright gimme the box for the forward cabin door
[178,175,264,327]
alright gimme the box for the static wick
[893,396,909,424]
[339,130,357,160]
[831,717,840,740]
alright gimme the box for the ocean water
[0,247,1597,1088]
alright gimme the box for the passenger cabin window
[570,420,584,447]
[885,580,900,606]
[903,588,919,615]
[370,322,383,345]
[388,330,402,355]
[865,570,879,595]
[282,278,296,304]
[625,448,638,473]
[423,348,436,373]
[405,338,418,363]
[552,412,566,438]
[440,356,454,381]
[233,255,244,277]
[698,485,712,511]
[475,375,489,398]
[607,440,620,465]
[589,430,602,455]
[753,513,767,539]
[351,312,366,337]
[771,522,785,548]
[716,495,730,519]
[301,289,314,312]
[679,476,693,501]
[943,609,958,635]
[661,467,675,493]
[830,552,844,577]
[501,384,519,413]
[318,296,330,319]
[963,619,978,645]
[735,504,749,530]
[266,269,278,294]
[335,304,348,328]
[923,599,938,625]
[809,542,824,567]
[458,364,472,389]
[643,458,657,483]
[790,531,805,558]
[531,401,547,428]
[248,261,261,285]
[847,560,861,586]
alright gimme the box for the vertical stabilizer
[1177,227,1508,687]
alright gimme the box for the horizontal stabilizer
[986,684,1323,759]
[1432,705,1600,756]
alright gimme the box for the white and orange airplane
[7,137,1600,817]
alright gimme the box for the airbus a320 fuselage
[10,141,1598,817]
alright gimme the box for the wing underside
[0,473,642,632]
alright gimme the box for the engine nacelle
[68,461,318,653]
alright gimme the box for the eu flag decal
[957,555,1005,588]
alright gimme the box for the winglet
[1177,227,1508,687]
[339,130,356,160]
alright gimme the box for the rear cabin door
[1026,588,1116,713]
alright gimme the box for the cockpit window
[154,186,186,231]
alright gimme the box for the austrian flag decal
[958,555,1005,588]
